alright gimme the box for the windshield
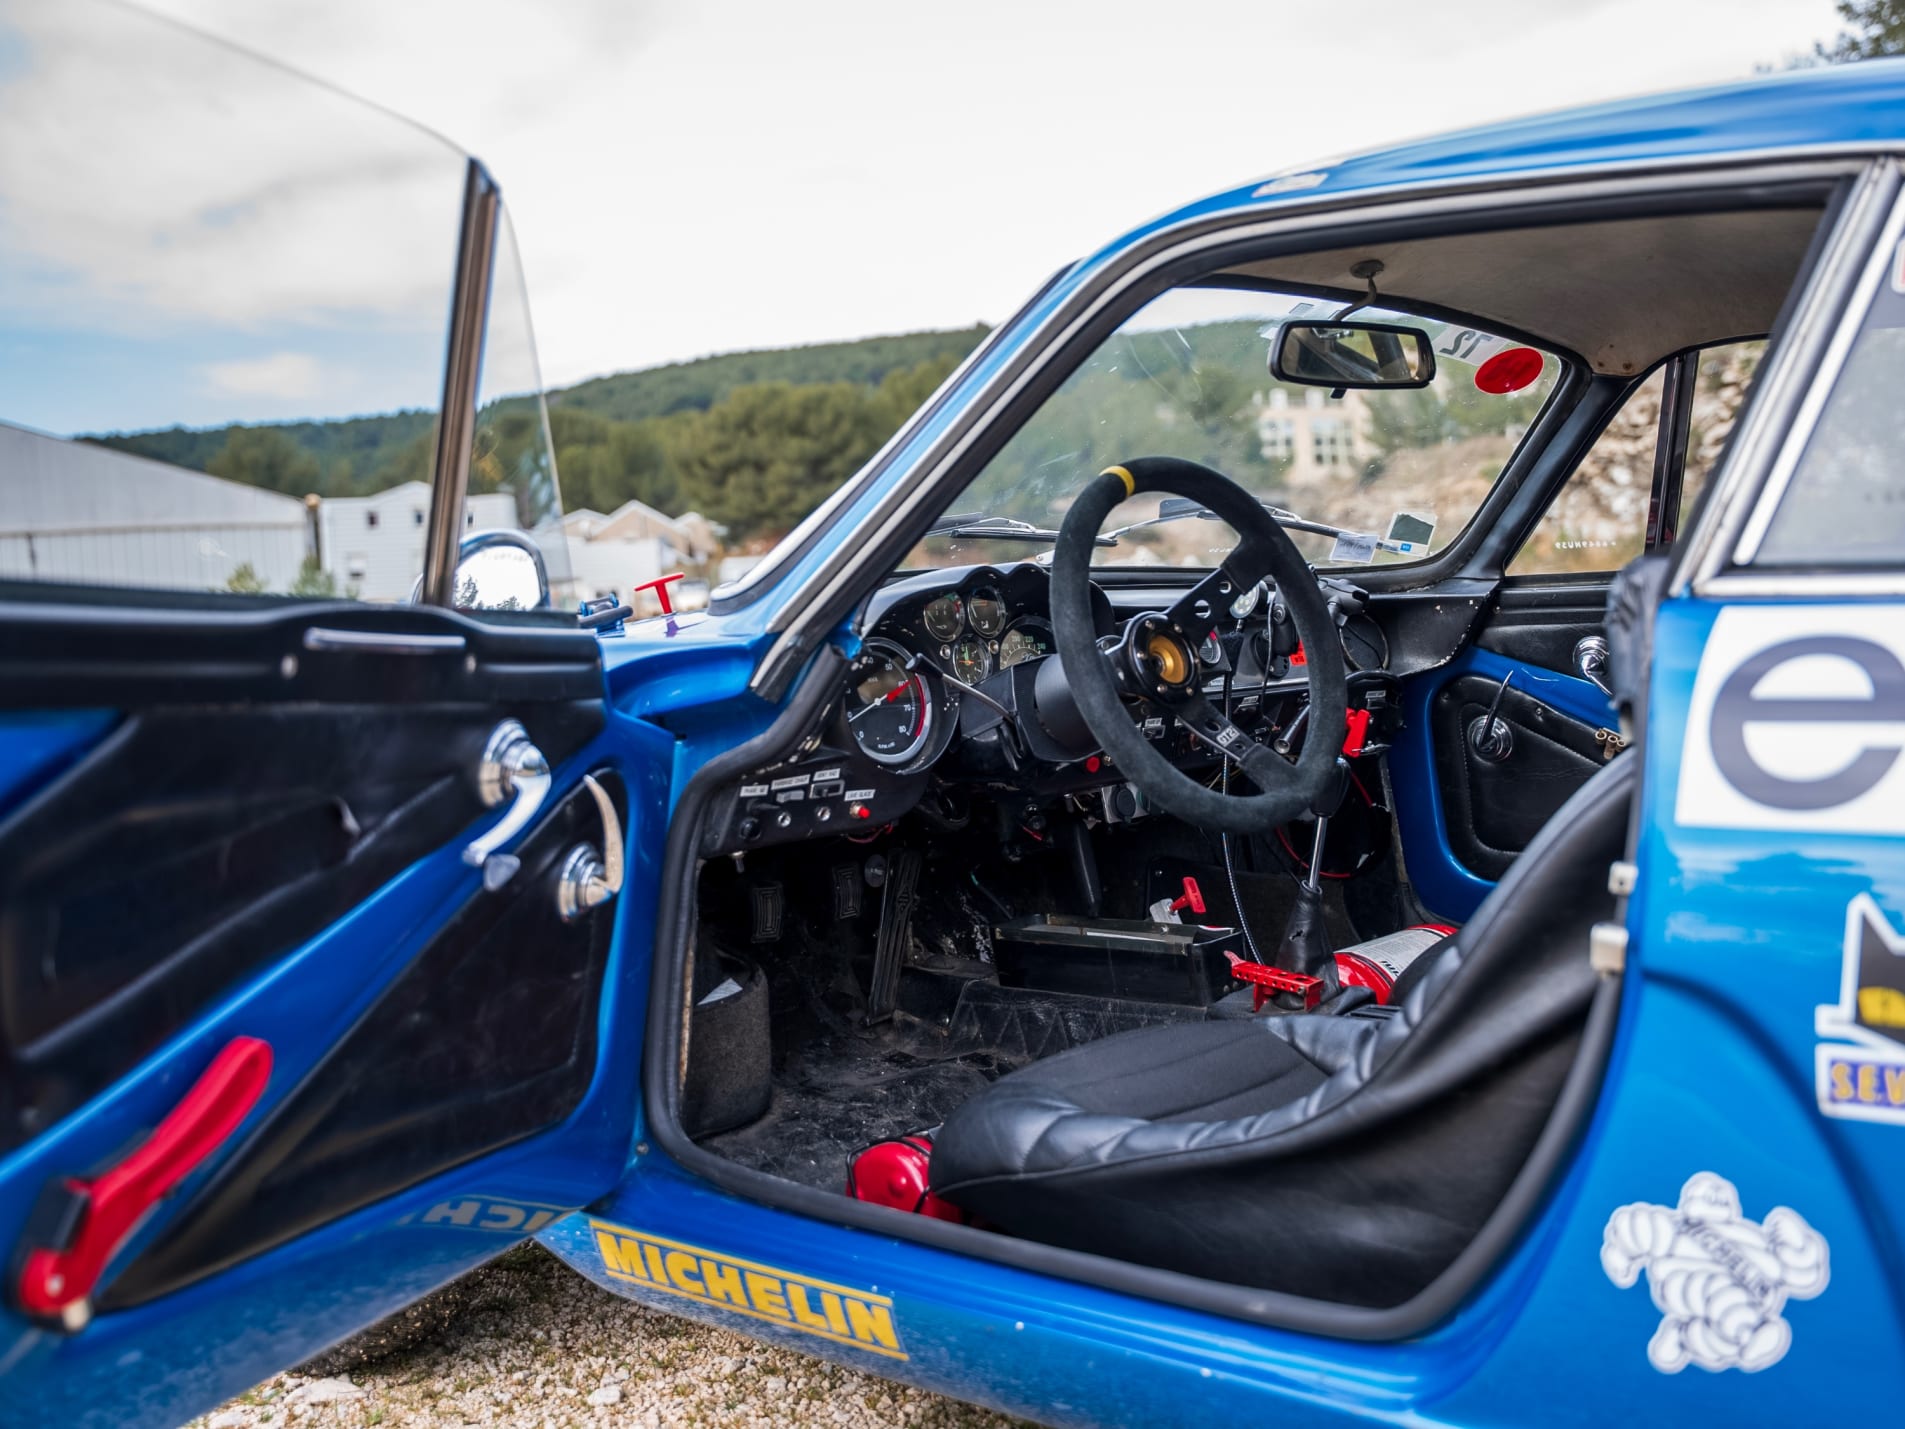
[902,285,1562,570]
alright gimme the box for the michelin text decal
[1816,893,1905,1124]
[589,1220,906,1359]
[1601,1172,1829,1373]
[1676,606,1905,833]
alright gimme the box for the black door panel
[1473,577,1611,676]
[1430,675,1608,881]
[0,595,606,1157]
[100,770,624,1309]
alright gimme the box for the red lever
[631,572,686,616]
[1342,708,1372,758]
[16,1036,271,1328]
[1226,958,1326,1011]
[1169,876,1206,916]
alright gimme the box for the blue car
[2,3,1902,1424]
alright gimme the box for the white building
[0,421,308,593]
[317,481,519,601]
[555,498,716,609]
[1256,388,1374,488]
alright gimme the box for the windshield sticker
[1385,511,1436,555]
[1601,1172,1829,1374]
[589,1220,907,1360]
[1815,894,1905,1124]
[1328,531,1379,564]
[1475,346,1546,394]
[1675,606,1905,834]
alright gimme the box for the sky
[105,0,1857,392]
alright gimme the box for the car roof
[1151,59,1905,236]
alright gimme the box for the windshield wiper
[926,513,1118,547]
[1106,496,1409,554]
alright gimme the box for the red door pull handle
[15,1035,272,1329]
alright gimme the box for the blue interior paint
[0,710,118,819]
[1392,647,1613,923]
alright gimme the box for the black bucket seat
[929,752,1634,1308]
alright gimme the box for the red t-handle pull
[1170,876,1206,916]
[16,1036,272,1328]
[631,572,686,616]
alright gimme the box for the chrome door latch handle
[464,719,550,889]
[557,774,624,921]
[1574,634,1615,698]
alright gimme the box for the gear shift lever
[1274,757,1352,991]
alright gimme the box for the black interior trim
[0,597,601,709]
[642,654,1624,1341]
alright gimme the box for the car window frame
[1676,159,1899,596]
[743,162,1858,701]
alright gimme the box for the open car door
[0,6,654,1422]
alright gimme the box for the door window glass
[1509,339,1765,575]
[1682,340,1765,533]
[0,0,468,601]
[469,216,573,607]
[1757,249,1905,567]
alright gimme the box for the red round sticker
[1474,346,1544,394]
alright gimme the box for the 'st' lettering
[1710,635,1905,810]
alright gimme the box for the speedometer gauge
[847,639,934,765]
[923,594,963,642]
[999,619,1052,669]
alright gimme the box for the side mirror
[1269,319,1435,389]
[441,530,550,611]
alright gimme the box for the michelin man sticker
[1601,1173,1829,1373]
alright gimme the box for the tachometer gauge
[950,637,994,686]
[847,639,934,765]
[967,588,1006,637]
[923,593,963,642]
[998,618,1053,669]
[1229,581,1265,620]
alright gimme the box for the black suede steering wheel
[1048,456,1347,835]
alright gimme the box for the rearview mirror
[1269,319,1435,389]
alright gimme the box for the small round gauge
[967,588,1007,637]
[1229,581,1266,620]
[846,639,934,765]
[1199,631,1224,665]
[998,618,1053,669]
[923,593,963,642]
[949,637,994,686]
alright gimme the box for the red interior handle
[16,1036,272,1325]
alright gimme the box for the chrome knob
[1574,634,1614,698]
[556,775,624,921]
[464,719,551,889]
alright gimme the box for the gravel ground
[189,1243,1033,1429]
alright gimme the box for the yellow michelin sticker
[589,1220,907,1360]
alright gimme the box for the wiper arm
[926,514,1118,547]
[1107,496,1408,554]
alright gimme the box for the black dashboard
[700,560,1400,857]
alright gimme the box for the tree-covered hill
[548,326,990,423]
[81,325,991,542]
